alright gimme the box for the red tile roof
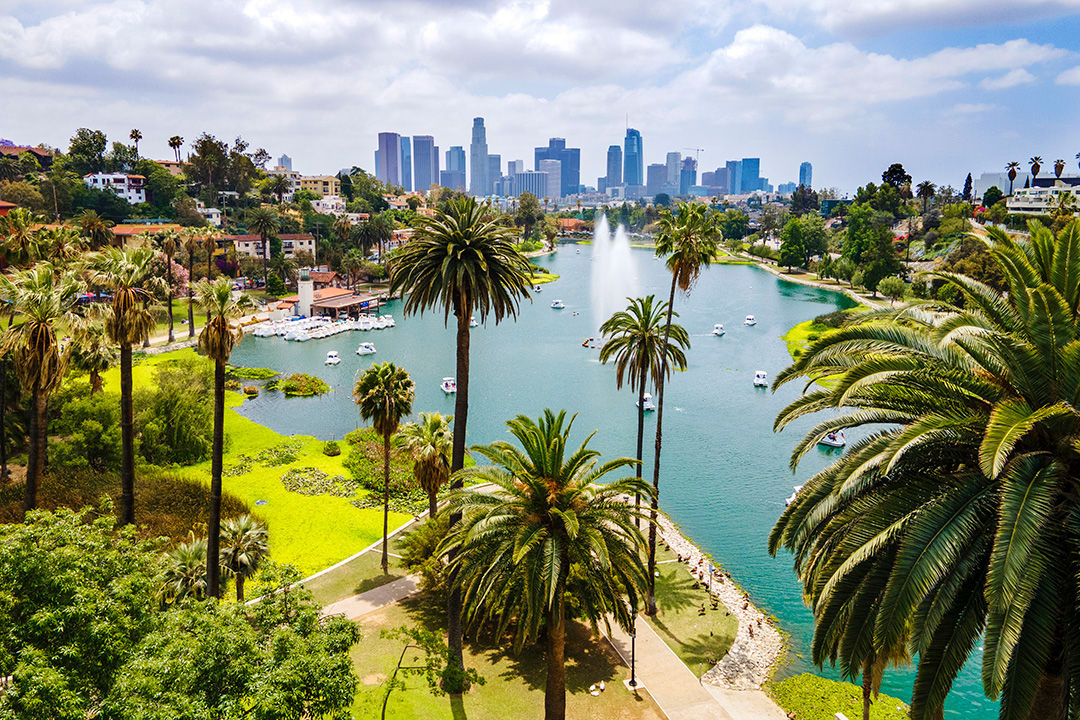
[310,270,338,284]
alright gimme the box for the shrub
[399,515,450,593]
[134,358,214,466]
[269,373,330,397]
[224,379,241,391]
[265,273,286,296]
[49,388,123,471]
[243,386,258,396]
[322,440,341,457]
[813,310,851,329]
[227,365,278,380]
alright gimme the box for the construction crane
[682,147,705,164]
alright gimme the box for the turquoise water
[228,246,994,718]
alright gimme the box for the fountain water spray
[589,215,639,332]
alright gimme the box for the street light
[629,616,638,689]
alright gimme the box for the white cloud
[1057,65,1080,85]
[950,102,995,114]
[755,0,1080,33]
[980,68,1036,90]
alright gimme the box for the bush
[812,310,851,329]
[265,273,286,296]
[399,515,450,593]
[322,440,341,456]
[134,358,214,466]
[224,379,241,391]
[243,386,258,396]
[519,239,543,252]
[268,373,330,397]
[227,365,278,380]
[49,386,123,471]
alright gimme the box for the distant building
[1007,179,1080,215]
[679,157,697,195]
[539,159,562,200]
[488,154,501,191]
[278,154,292,171]
[777,182,798,195]
[412,135,439,191]
[194,199,222,227]
[799,161,812,188]
[268,165,301,201]
[0,145,54,170]
[445,146,466,173]
[740,158,762,193]
[83,172,146,204]
[726,160,742,196]
[666,152,681,187]
[300,175,341,197]
[507,159,524,177]
[399,137,412,192]
[439,170,466,191]
[606,145,622,189]
[514,170,548,198]
[228,233,316,262]
[376,132,401,186]
[312,195,347,214]
[974,171,1029,199]
[534,138,580,197]
[713,167,729,194]
[623,129,643,186]
[597,177,608,194]
[646,163,666,197]
[469,117,489,196]
[157,160,183,177]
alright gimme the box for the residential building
[0,145,54,169]
[1006,179,1080,215]
[446,145,466,173]
[534,138,580,197]
[299,175,341,196]
[312,195,347,214]
[227,233,316,262]
[606,145,622,189]
[412,135,439,191]
[799,161,812,188]
[514,170,548,198]
[623,129,643,186]
[278,154,292,171]
[439,170,466,191]
[679,157,697,196]
[376,132,401,187]
[194,199,222,227]
[469,117,489,196]
[646,163,666,196]
[488,154,501,191]
[157,160,183,177]
[83,172,146,204]
[399,137,412,191]
[539,159,562,201]
[268,165,302,201]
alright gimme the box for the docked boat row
[250,314,396,342]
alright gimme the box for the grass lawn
[349,594,663,720]
[781,319,829,360]
[768,673,910,720]
[649,545,739,677]
[304,531,413,606]
[530,272,560,285]
[96,349,411,577]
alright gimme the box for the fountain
[589,215,639,329]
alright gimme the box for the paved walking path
[605,617,787,720]
[321,575,421,621]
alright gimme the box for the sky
[1,0,1079,194]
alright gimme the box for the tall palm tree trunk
[166,262,174,343]
[634,368,646,529]
[120,344,135,525]
[22,389,45,515]
[262,238,269,285]
[206,359,225,598]
[90,370,102,394]
[381,431,391,573]
[647,274,679,616]
[428,488,438,521]
[545,586,567,720]
[862,661,872,720]
[236,574,245,602]
[1030,643,1065,720]
[446,310,471,689]
[187,260,196,339]
[0,357,8,481]
[206,257,213,324]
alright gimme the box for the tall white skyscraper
[666,152,681,185]
[539,159,561,200]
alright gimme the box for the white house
[1006,180,1080,216]
[194,199,223,227]
[83,173,146,204]
[312,195,346,214]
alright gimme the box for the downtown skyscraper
[412,135,439,191]
[606,145,622,189]
[623,128,643,187]
[799,161,813,188]
[534,138,580,198]
[469,117,489,196]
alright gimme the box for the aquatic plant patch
[281,467,359,497]
[227,365,279,380]
[268,373,330,397]
[225,439,305,476]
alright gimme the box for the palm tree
[443,410,652,720]
[646,202,719,615]
[75,209,115,249]
[333,215,353,247]
[129,129,142,157]
[1007,161,1020,196]
[246,207,279,284]
[599,296,689,526]
[89,247,162,526]
[195,277,253,598]
[1029,156,1043,186]
[164,537,208,601]
[770,219,1080,720]
[159,230,179,343]
[1054,159,1066,180]
[342,249,363,289]
[1,207,43,267]
[168,135,183,163]
[267,174,289,203]
[397,412,453,519]
[69,309,118,394]
[388,196,532,681]
[202,229,221,323]
[0,265,81,515]
[220,514,269,602]
[181,229,201,338]
[354,362,415,573]
[916,180,936,214]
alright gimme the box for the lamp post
[629,617,638,689]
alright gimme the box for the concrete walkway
[321,575,421,621]
[605,617,787,720]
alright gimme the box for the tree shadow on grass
[352,569,406,595]
[673,632,738,675]
[653,565,703,615]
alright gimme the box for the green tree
[983,186,1004,208]
[444,410,652,720]
[0,265,81,514]
[180,228,202,338]
[0,180,46,213]
[388,196,532,687]
[168,135,183,163]
[88,247,162,525]
[128,129,142,157]
[69,310,117,394]
[881,163,912,189]
[772,219,1080,720]
[514,191,545,239]
[246,206,279,283]
[397,411,453,519]
[648,202,718,614]
[75,209,115,249]
[195,278,253,597]
[600,296,689,524]
[779,217,806,271]
[916,180,936,214]
[67,128,108,176]
[790,184,819,215]
[219,514,269,602]
[354,362,415,573]
[876,275,906,303]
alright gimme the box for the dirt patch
[362,673,387,686]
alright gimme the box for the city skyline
[2,2,1078,192]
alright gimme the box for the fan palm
[168,135,183,163]
[195,278,254,597]
[646,202,719,614]
[267,174,289,203]
[0,207,43,267]
[599,295,689,526]
[916,180,936,214]
[443,410,652,720]
[129,129,142,157]
[1054,159,1065,180]
[397,412,453,519]
[88,247,163,525]
[354,362,415,573]
[1029,156,1043,186]
[75,209,115,249]
[770,219,1080,720]
[246,206,279,284]
[220,514,269,602]
[164,537,208,601]
[0,264,81,514]
[69,307,118,394]
[1007,161,1020,196]
[158,230,179,342]
[388,196,532,680]
[181,228,201,338]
